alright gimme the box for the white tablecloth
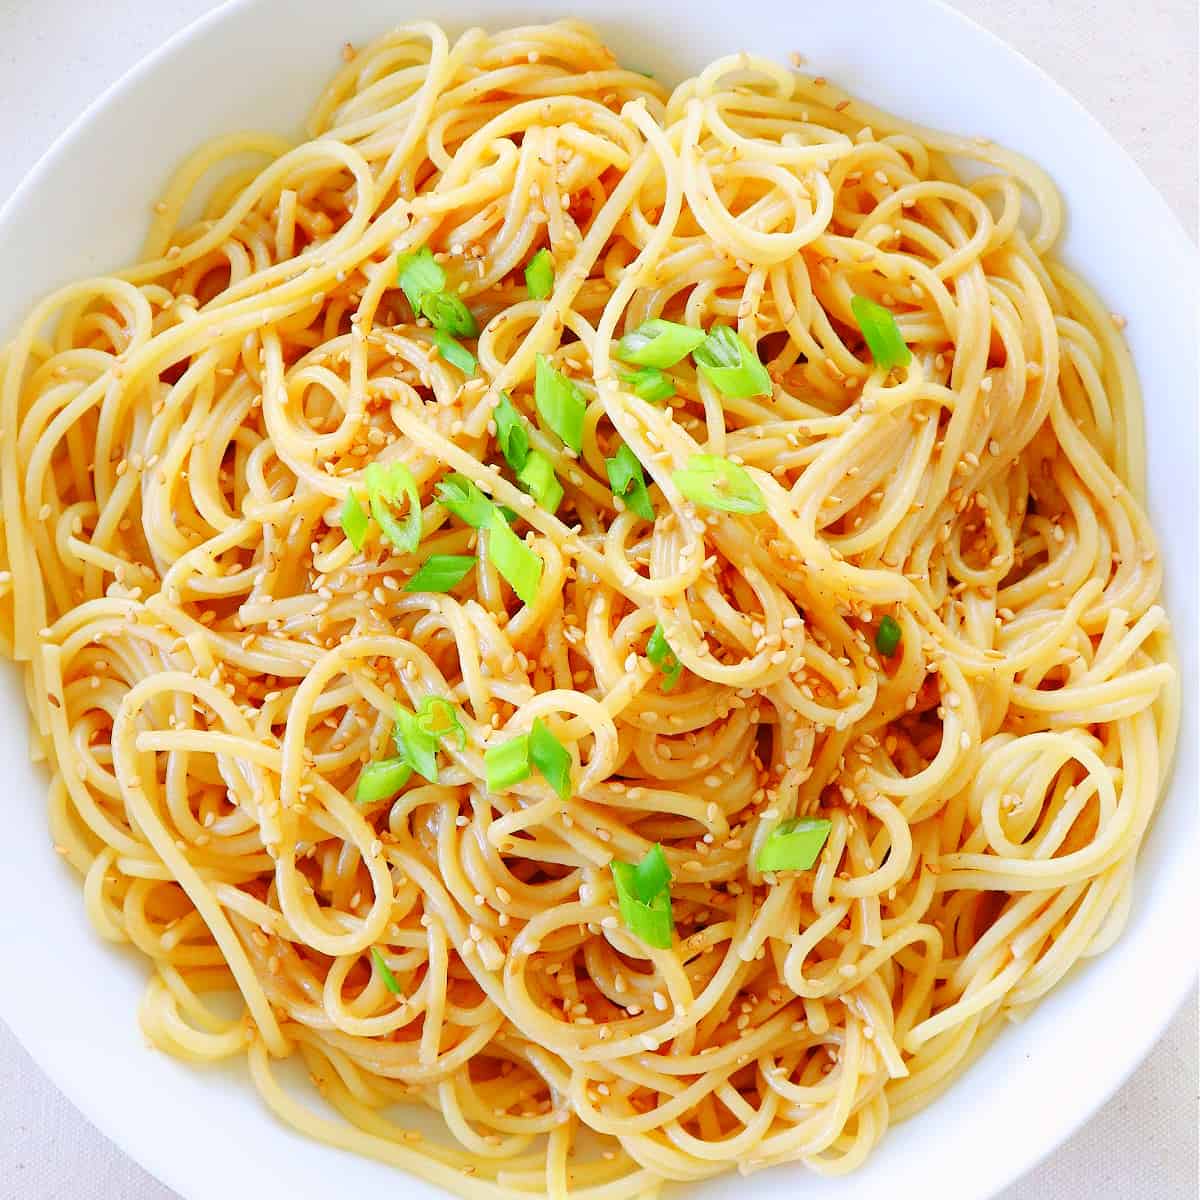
[0,0,1195,1196]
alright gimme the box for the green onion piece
[485,734,531,792]
[646,623,682,692]
[485,509,542,605]
[340,490,369,551]
[370,947,402,995]
[517,450,564,514]
[875,614,902,657]
[534,355,586,452]
[850,295,912,371]
[497,505,519,525]
[605,444,654,522]
[393,704,439,782]
[405,554,475,593]
[396,247,445,315]
[420,290,478,338]
[620,366,675,404]
[435,473,494,529]
[631,843,671,901]
[524,248,555,300]
[756,817,832,873]
[614,318,706,368]
[493,391,530,472]
[672,454,764,514]
[529,718,572,800]
[692,325,772,398]
[433,329,476,375]
[610,850,674,949]
[417,696,467,750]
[355,757,412,804]
[364,460,422,554]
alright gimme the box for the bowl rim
[0,2,1195,1199]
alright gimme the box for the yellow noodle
[0,19,1177,1196]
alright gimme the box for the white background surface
[0,0,1195,1198]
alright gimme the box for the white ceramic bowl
[0,2,1195,1198]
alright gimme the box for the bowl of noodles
[0,1,1195,1199]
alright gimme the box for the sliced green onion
[850,295,912,371]
[529,718,572,800]
[646,623,682,692]
[396,247,445,315]
[405,554,475,593]
[497,505,519,525]
[631,843,671,900]
[534,355,586,452]
[340,490,369,551]
[672,454,764,514]
[421,290,478,338]
[485,508,542,605]
[524,248,555,300]
[493,392,530,472]
[417,696,467,750]
[435,473,494,529]
[875,614,902,657]
[755,817,832,873]
[605,444,654,522]
[611,846,674,949]
[614,318,706,368]
[620,366,675,404]
[370,947,402,995]
[393,704,439,782]
[356,757,412,804]
[517,450,564,514]
[613,879,673,948]
[485,734,531,792]
[364,460,422,554]
[433,329,476,375]
[692,325,772,398]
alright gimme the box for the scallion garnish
[620,366,675,404]
[340,490,369,551]
[610,843,674,948]
[672,454,764,514]
[433,329,476,375]
[605,444,654,521]
[485,508,542,605]
[755,817,832,873]
[421,290,478,338]
[417,696,467,749]
[370,947,402,995]
[534,355,586,452]
[396,247,445,315]
[524,248,555,300]
[850,295,911,371]
[405,554,476,593]
[484,734,531,792]
[356,757,412,804]
[875,614,902,657]
[517,450,564,514]
[393,704,440,782]
[646,623,682,691]
[435,473,494,529]
[692,325,772,398]
[364,460,422,554]
[493,392,531,472]
[529,718,572,800]
[614,318,706,368]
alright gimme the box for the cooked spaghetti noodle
[0,19,1178,1197]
